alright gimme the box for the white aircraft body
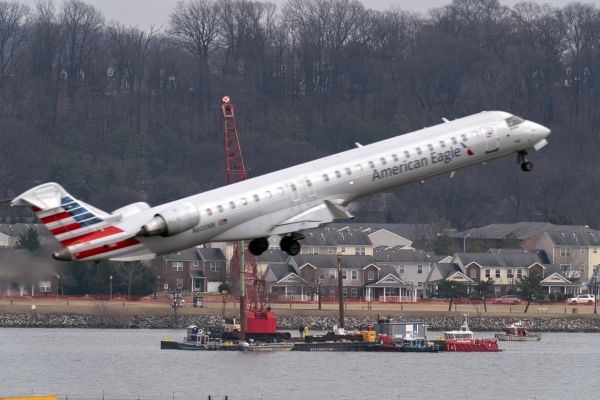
[10,111,550,262]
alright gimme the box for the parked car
[566,294,596,305]
[492,295,522,305]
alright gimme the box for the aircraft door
[287,181,301,201]
[482,125,499,153]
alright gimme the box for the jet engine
[137,202,200,237]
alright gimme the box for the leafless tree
[0,0,31,87]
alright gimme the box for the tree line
[0,0,599,234]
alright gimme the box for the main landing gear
[248,233,303,256]
[518,150,533,172]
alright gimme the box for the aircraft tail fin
[11,183,112,246]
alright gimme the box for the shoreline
[2,298,600,332]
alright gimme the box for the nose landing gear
[518,150,533,171]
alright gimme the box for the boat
[494,321,542,341]
[176,325,223,350]
[433,314,502,352]
[240,339,293,351]
[398,336,440,352]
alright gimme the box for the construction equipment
[221,97,289,342]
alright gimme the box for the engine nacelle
[138,202,200,237]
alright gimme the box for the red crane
[221,97,278,341]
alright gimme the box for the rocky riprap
[1,313,600,332]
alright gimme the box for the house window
[368,271,374,280]
[308,247,319,255]
[355,247,366,255]
[470,269,477,279]
[580,247,585,254]
[210,262,221,272]
[176,279,183,290]
[351,288,358,298]
[560,247,571,257]
[399,264,405,273]
[495,269,501,278]
[485,269,491,278]
[417,265,423,274]
[342,271,348,280]
[495,286,501,296]
[594,248,598,254]
[329,270,336,279]
[351,271,358,280]
[580,264,585,272]
[343,288,347,297]
[507,269,513,278]
[193,261,199,267]
[172,262,183,271]
[341,247,346,253]
[39,281,51,293]
[319,271,325,282]
[517,269,523,278]
[328,248,334,254]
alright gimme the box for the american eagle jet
[10,111,550,262]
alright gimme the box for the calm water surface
[1,328,598,400]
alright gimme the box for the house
[450,251,546,297]
[536,231,600,292]
[373,247,449,297]
[157,247,226,292]
[453,222,596,250]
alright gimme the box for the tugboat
[176,325,222,350]
[495,321,542,341]
[434,314,502,352]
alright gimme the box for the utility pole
[337,252,344,329]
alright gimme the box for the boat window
[505,115,524,127]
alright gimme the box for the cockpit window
[506,116,525,127]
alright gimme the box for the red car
[492,295,522,305]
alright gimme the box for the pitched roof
[454,252,545,268]
[301,228,372,246]
[292,254,377,269]
[265,264,300,282]
[329,222,438,241]
[256,249,288,263]
[453,222,595,240]
[543,231,600,246]
[488,248,550,264]
[197,247,225,261]
[163,248,202,261]
[373,247,441,263]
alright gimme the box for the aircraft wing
[269,200,354,235]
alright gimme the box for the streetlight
[109,275,113,300]
[156,274,160,299]
[593,276,597,314]
[463,233,471,253]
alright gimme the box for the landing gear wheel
[521,162,533,171]
[280,236,301,255]
[248,237,269,255]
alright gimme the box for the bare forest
[0,0,599,231]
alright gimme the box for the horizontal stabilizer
[271,200,354,235]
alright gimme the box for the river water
[1,328,598,400]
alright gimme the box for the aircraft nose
[535,122,551,138]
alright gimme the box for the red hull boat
[435,314,502,352]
